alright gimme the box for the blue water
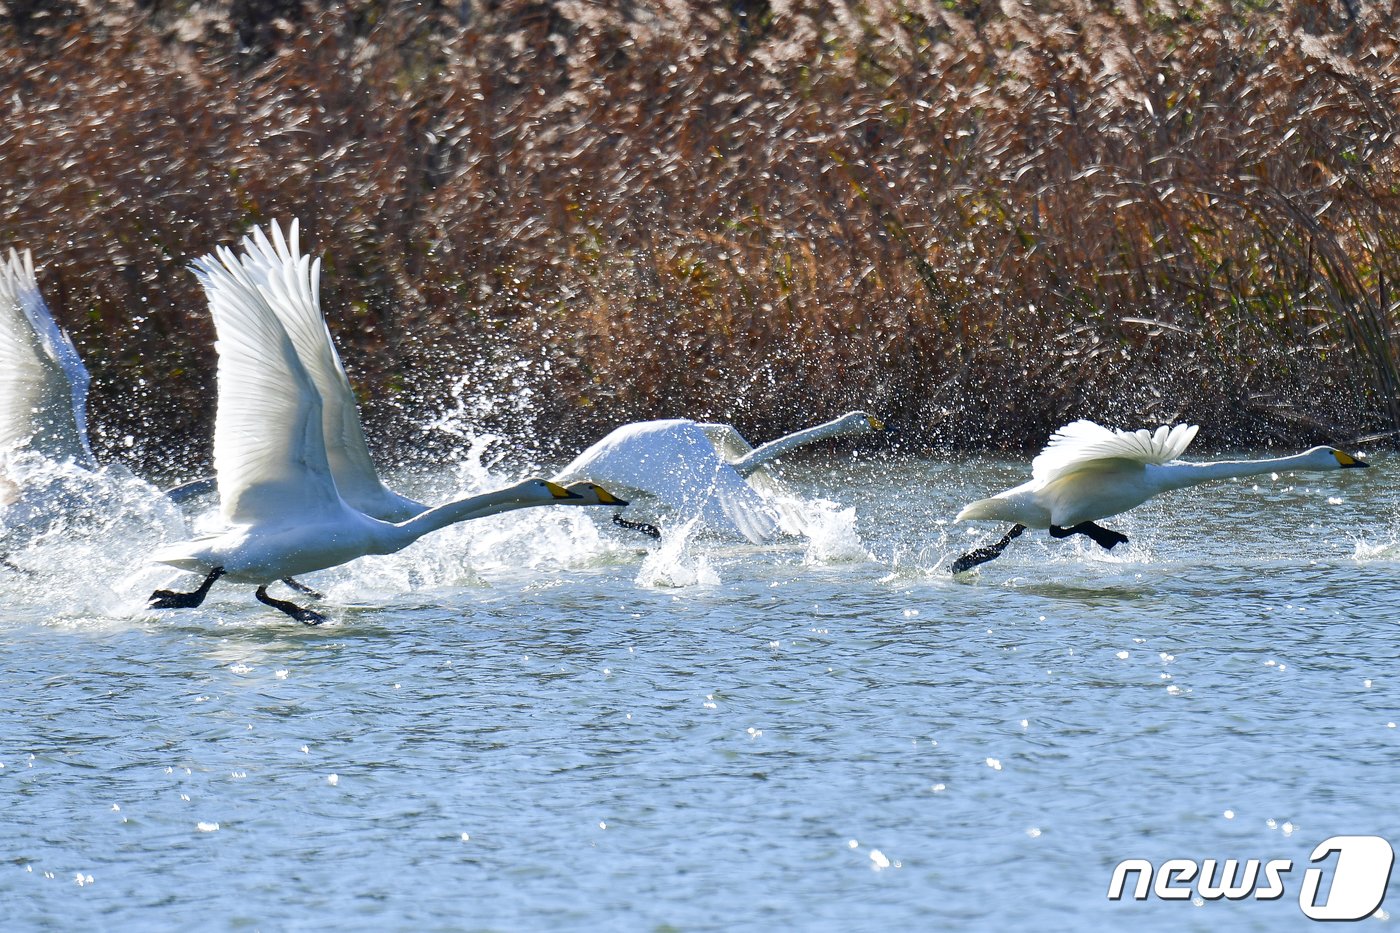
[1,452,1396,930]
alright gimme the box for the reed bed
[1,0,1397,473]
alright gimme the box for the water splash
[0,454,188,620]
[635,516,720,588]
[777,497,869,565]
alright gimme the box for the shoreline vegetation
[2,0,1397,476]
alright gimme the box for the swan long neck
[731,418,860,476]
[1155,453,1322,490]
[373,487,540,553]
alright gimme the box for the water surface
[1,452,1396,930]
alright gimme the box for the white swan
[951,419,1369,573]
[0,248,215,513]
[0,248,95,479]
[146,239,626,624]
[552,412,884,543]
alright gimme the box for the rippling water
[2,451,1397,930]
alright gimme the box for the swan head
[513,478,582,501]
[563,481,629,506]
[835,411,885,434]
[1307,446,1369,469]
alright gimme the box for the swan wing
[695,421,792,497]
[233,220,417,519]
[697,422,755,463]
[555,420,779,543]
[0,249,93,464]
[1031,420,1198,482]
[193,245,343,526]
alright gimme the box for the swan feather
[1031,420,1198,483]
[0,248,93,465]
[191,246,343,527]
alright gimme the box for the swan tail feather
[955,497,1022,524]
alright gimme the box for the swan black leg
[951,524,1026,574]
[149,567,226,609]
[612,512,662,540]
[281,577,324,599]
[255,585,327,625]
[1050,522,1129,550]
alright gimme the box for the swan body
[553,411,883,543]
[952,419,1368,572]
[957,420,1366,528]
[149,232,624,621]
[152,477,585,583]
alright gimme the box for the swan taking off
[147,233,627,624]
[951,419,1368,574]
[552,411,884,543]
[0,248,216,517]
[0,248,95,480]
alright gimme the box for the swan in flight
[146,235,627,624]
[0,248,213,514]
[552,411,884,543]
[951,419,1369,573]
[0,248,95,481]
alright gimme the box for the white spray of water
[635,515,721,588]
[0,455,189,620]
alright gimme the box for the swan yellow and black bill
[590,485,627,506]
[563,481,629,506]
[545,481,581,499]
[1333,450,1369,468]
[868,415,886,431]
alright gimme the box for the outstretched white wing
[233,220,422,521]
[0,248,94,465]
[556,420,779,543]
[696,420,793,499]
[192,245,342,526]
[1031,420,1199,483]
[697,422,754,463]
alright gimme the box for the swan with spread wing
[951,419,1368,573]
[147,228,626,623]
[553,411,884,543]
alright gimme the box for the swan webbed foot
[1050,522,1128,550]
[281,577,324,599]
[148,567,225,609]
[951,524,1025,574]
[612,512,661,540]
[255,585,327,625]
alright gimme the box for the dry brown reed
[1,0,1397,474]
